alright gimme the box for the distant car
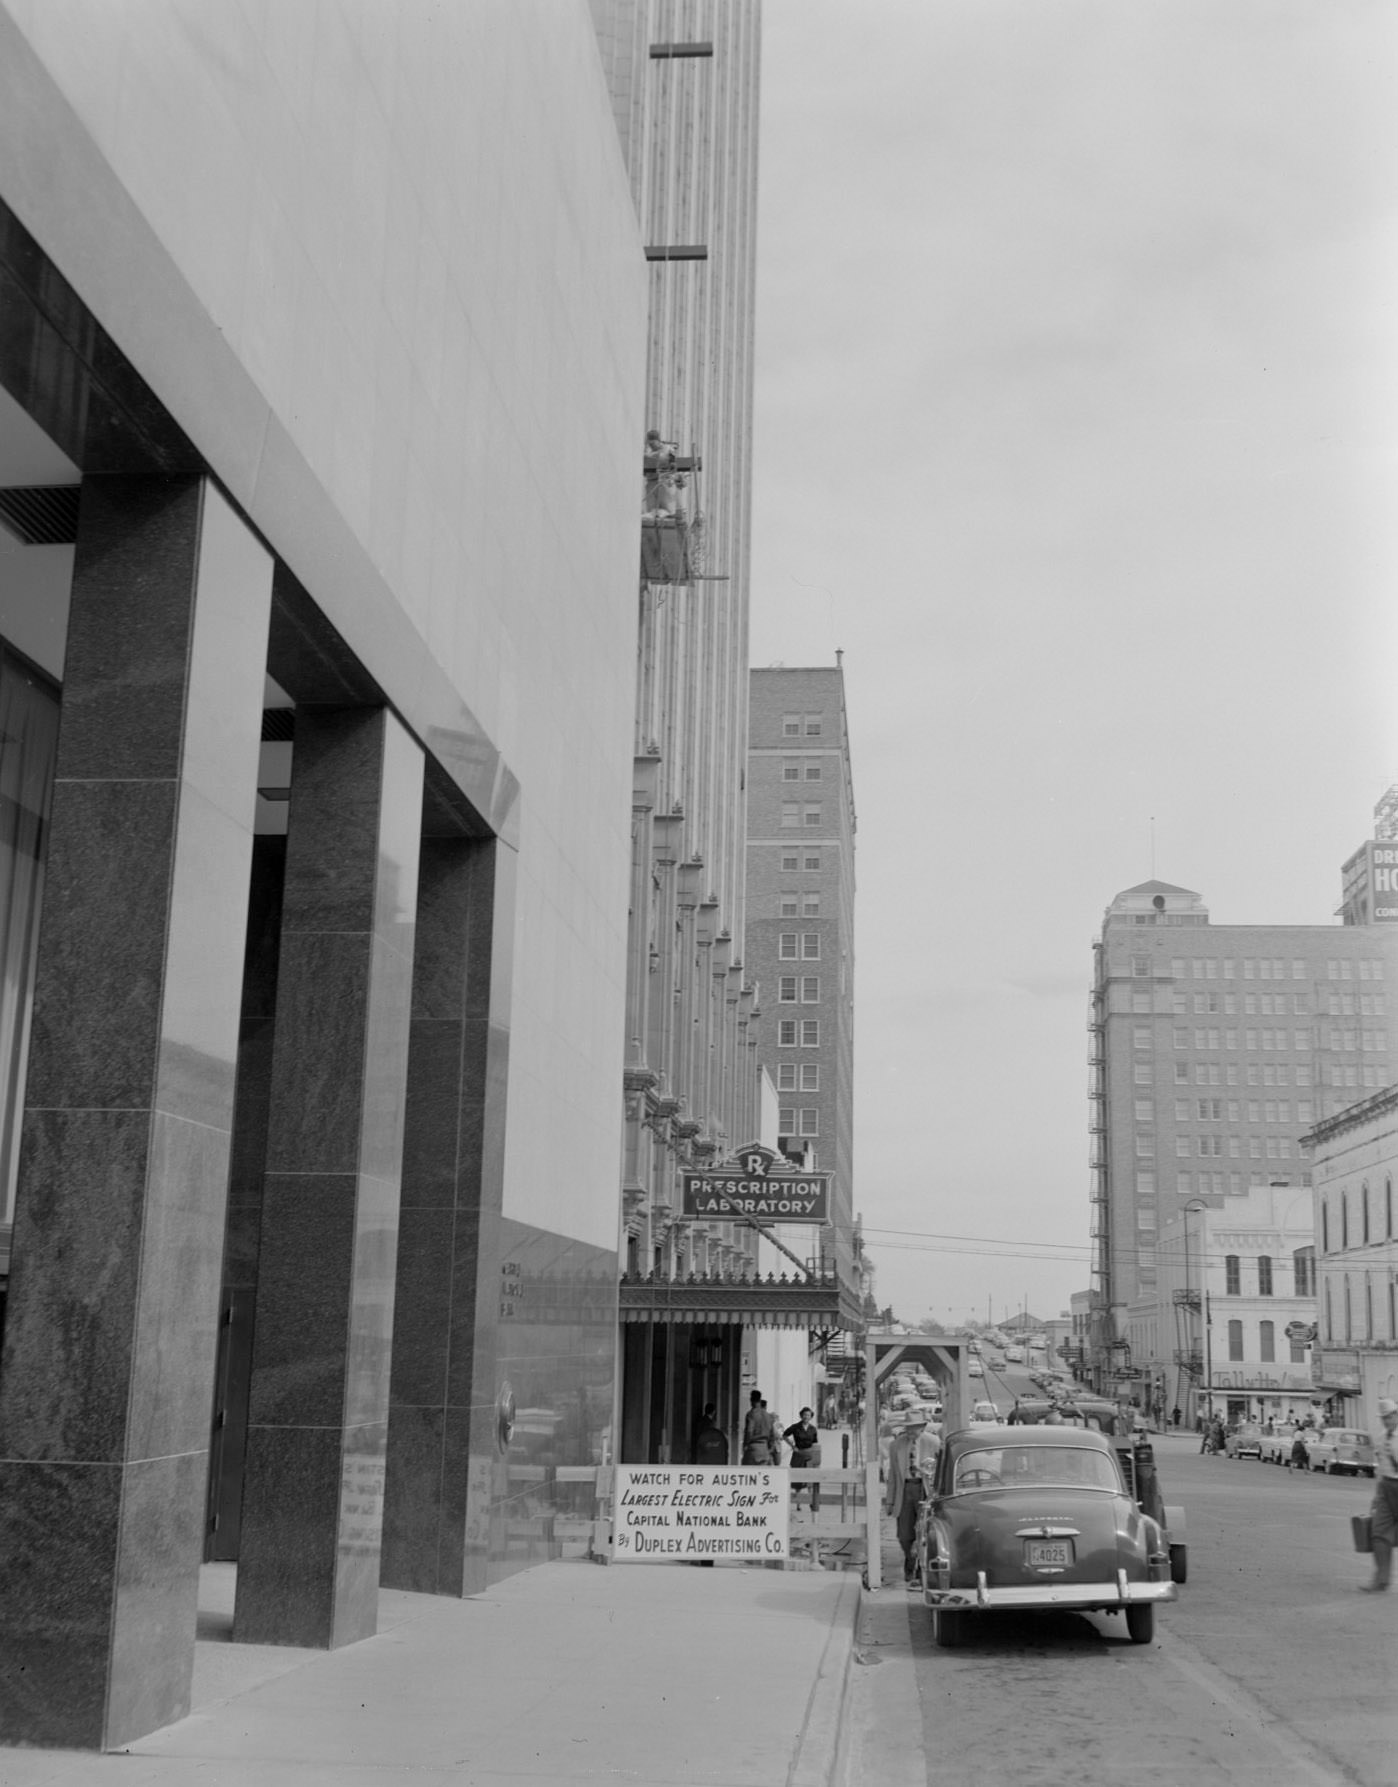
[968,1361,984,1378]
[1306,1428,1376,1476]
[969,1400,1001,1424]
[1225,1422,1264,1460]
[917,1426,1181,1647]
[1006,1347,1025,1364]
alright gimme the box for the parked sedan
[1305,1428,1376,1476]
[917,1425,1181,1648]
[1225,1422,1264,1460]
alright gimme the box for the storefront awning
[618,1270,861,1330]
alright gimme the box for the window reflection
[0,644,59,1254]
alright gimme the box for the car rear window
[953,1445,1121,1492]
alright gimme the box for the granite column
[0,477,272,1748]
[233,707,422,1647]
[381,835,515,1596]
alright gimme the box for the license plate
[1026,1541,1071,1567]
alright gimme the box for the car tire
[934,1609,967,1649]
[1169,1543,1188,1585]
[1125,1603,1155,1645]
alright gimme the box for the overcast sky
[750,0,1398,1329]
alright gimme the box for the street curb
[786,1572,862,1787]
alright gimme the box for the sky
[749,0,1398,1329]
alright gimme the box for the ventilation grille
[0,485,81,545]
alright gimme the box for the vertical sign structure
[613,1466,789,1562]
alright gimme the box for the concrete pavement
[0,1557,861,1787]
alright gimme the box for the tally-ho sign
[680,1142,830,1223]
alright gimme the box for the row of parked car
[1225,1421,1376,1474]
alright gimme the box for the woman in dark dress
[783,1407,822,1511]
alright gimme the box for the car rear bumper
[923,1571,1177,1612]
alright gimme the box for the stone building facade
[0,0,648,1750]
[1304,1084,1398,1423]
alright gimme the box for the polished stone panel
[234,706,422,1650]
[380,837,513,1597]
[0,476,271,1749]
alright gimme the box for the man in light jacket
[885,1414,927,1585]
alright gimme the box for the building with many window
[607,1,861,1464]
[1088,879,1398,1395]
[1157,1186,1318,1429]
[745,665,857,1234]
[744,662,859,1335]
[1304,1084,1398,1422]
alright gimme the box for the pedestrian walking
[1171,1406,1181,1429]
[885,1414,927,1584]
[1288,1430,1310,1472]
[1361,1398,1398,1592]
[783,1407,822,1510]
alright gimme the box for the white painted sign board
[612,1465,789,1563]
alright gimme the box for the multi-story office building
[601,1,857,1463]
[1088,879,1398,1395]
[0,1,649,1752]
[1304,1085,1398,1421]
[744,663,860,1400]
[746,666,856,1203]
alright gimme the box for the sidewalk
[0,1558,861,1787]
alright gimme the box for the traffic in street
[850,1366,1393,1787]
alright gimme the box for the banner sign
[680,1172,829,1222]
[1312,1347,1362,1392]
[612,1465,789,1563]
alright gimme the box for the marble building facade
[0,1,645,1751]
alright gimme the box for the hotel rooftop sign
[679,1143,830,1224]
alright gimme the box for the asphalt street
[844,1378,1395,1787]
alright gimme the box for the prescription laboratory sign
[612,1466,789,1562]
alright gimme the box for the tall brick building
[1088,879,1398,1398]
[746,663,857,1288]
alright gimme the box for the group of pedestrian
[693,1390,824,1510]
[1198,1414,1226,1455]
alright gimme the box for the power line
[860,1224,1090,1253]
